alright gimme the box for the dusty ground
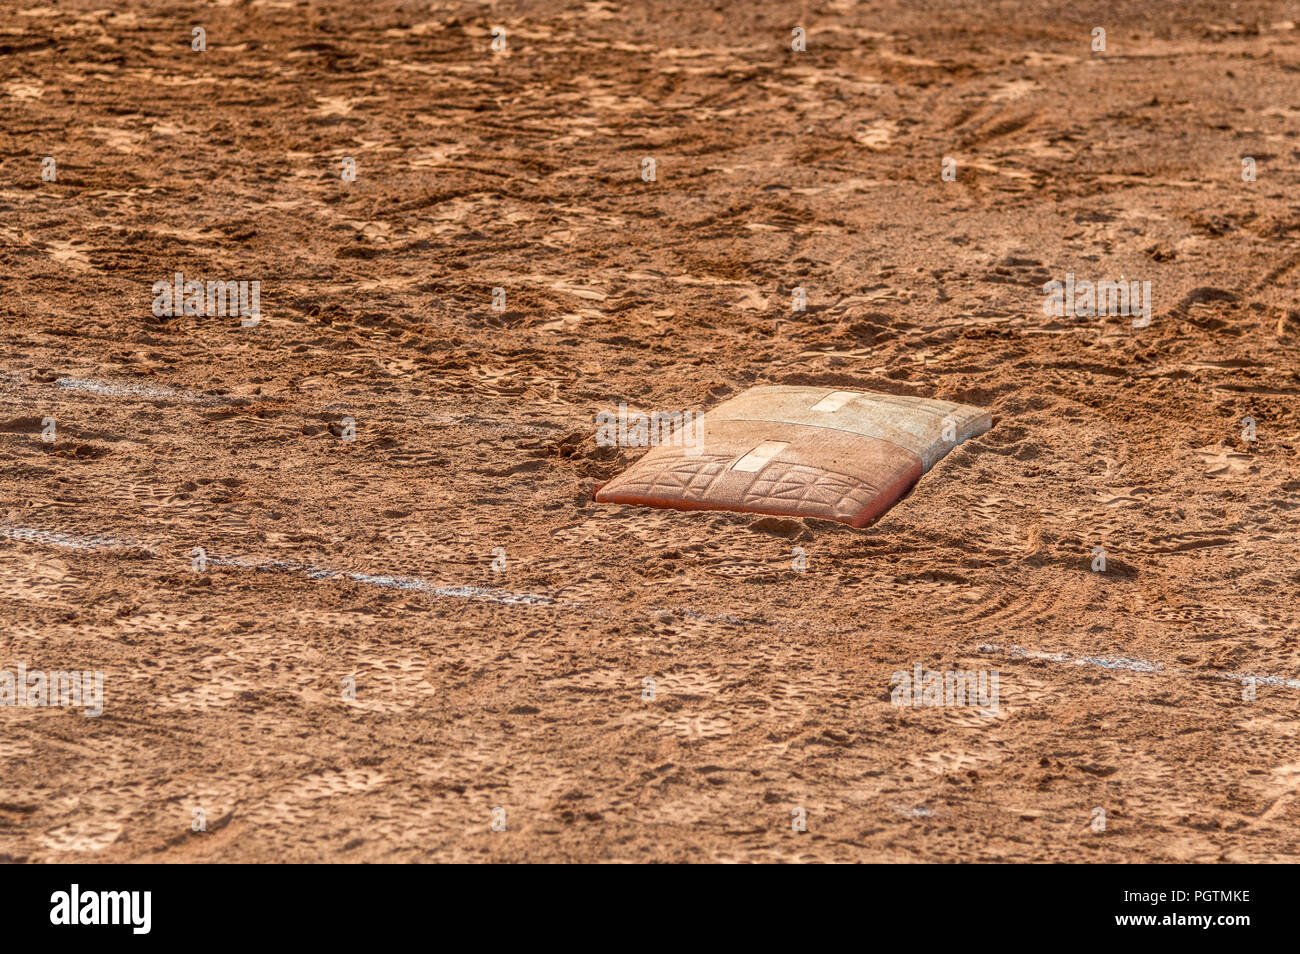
[1,0,1299,863]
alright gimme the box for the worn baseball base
[595,386,991,527]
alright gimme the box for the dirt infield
[2,1,1299,863]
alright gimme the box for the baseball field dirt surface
[1,1,1299,863]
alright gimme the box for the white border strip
[1,526,557,608]
[979,643,1300,690]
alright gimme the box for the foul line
[0,525,559,608]
[978,643,1300,691]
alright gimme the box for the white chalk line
[10,529,1296,691]
[53,377,223,404]
[3,528,1293,677]
[5,528,1293,665]
[0,524,792,631]
[0,526,559,608]
[11,375,562,437]
[1,526,155,554]
[0,373,235,408]
[978,643,1300,691]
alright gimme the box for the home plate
[595,386,991,528]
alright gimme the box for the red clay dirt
[2,1,1300,863]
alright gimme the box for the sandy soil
[1,0,1299,863]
